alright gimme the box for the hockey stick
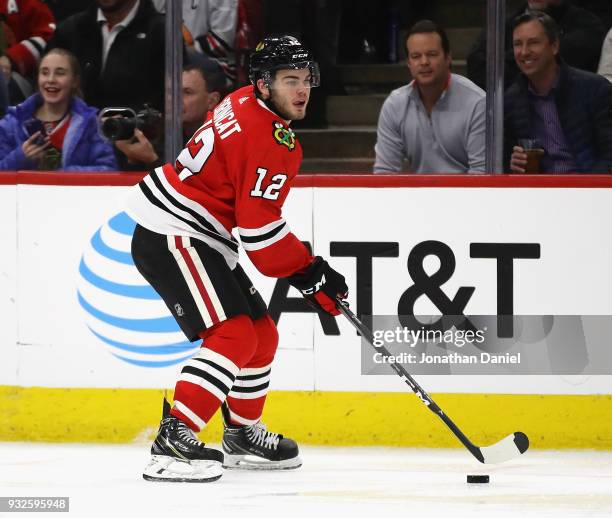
[336,299,529,464]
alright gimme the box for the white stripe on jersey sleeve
[240,226,290,251]
[237,219,291,252]
[21,40,42,61]
[237,219,286,237]
[31,36,47,46]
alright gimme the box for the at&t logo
[76,212,200,367]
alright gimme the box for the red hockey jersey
[0,0,55,76]
[126,85,312,278]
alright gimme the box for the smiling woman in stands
[0,48,117,171]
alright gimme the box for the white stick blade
[480,432,529,464]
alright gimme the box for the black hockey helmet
[249,35,320,88]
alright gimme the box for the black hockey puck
[467,475,490,484]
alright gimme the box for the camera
[98,105,163,141]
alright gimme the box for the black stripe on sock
[236,369,271,381]
[192,358,236,383]
[230,381,270,393]
[182,366,232,394]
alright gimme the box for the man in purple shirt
[505,11,612,173]
[524,73,577,172]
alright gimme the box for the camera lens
[101,117,136,140]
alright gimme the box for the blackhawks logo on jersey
[272,121,296,151]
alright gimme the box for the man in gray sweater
[374,20,486,174]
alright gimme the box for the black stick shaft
[336,300,484,462]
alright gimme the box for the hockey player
[126,35,349,482]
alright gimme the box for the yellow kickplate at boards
[1,386,611,449]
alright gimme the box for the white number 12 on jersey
[176,124,214,181]
[250,167,287,200]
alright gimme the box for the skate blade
[143,455,223,482]
[223,453,302,471]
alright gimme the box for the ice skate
[221,404,302,470]
[143,399,224,482]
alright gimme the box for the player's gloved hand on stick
[287,256,348,316]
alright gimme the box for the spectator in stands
[152,0,237,88]
[47,0,165,113]
[0,0,56,104]
[467,0,606,90]
[374,20,486,174]
[597,28,612,81]
[505,11,612,173]
[0,48,117,171]
[113,62,225,169]
[0,0,55,78]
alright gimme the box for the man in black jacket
[46,0,165,113]
[467,0,605,90]
[505,11,612,173]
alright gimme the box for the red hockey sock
[171,314,257,431]
[225,315,278,426]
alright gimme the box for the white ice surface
[0,443,611,518]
